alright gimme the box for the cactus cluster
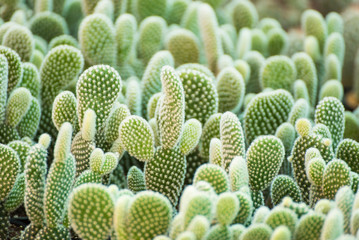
[0,0,358,239]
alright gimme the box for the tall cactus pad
[247,136,285,191]
[220,112,245,172]
[178,68,218,125]
[336,139,359,174]
[145,147,186,206]
[77,64,121,132]
[244,89,294,145]
[79,14,116,66]
[24,143,48,226]
[0,144,20,201]
[260,56,296,91]
[0,46,22,94]
[127,191,172,239]
[69,184,114,240]
[158,66,185,149]
[314,97,345,151]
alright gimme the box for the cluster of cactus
[0,0,359,239]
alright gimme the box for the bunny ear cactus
[2,25,34,62]
[166,28,200,67]
[244,89,294,145]
[198,3,223,73]
[265,207,298,233]
[19,62,40,100]
[52,91,78,132]
[79,13,116,66]
[229,156,249,192]
[69,183,114,240]
[127,166,146,194]
[141,51,174,118]
[260,56,296,92]
[290,119,334,204]
[271,175,302,206]
[178,68,218,125]
[199,113,222,159]
[43,122,75,228]
[39,45,83,137]
[0,46,22,95]
[302,9,327,53]
[247,136,285,191]
[294,212,325,240]
[193,164,229,194]
[314,97,345,151]
[127,191,173,239]
[77,64,121,135]
[24,135,50,235]
[292,52,318,106]
[335,186,354,234]
[178,119,202,156]
[118,115,155,162]
[240,223,273,240]
[323,159,351,200]
[30,12,68,43]
[336,139,359,174]
[220,111,245,172]
[216,67,246,113]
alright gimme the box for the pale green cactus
[198,3,223,73]
[288,99,310,126]
[336,139,359,173]
[209,138,222,166]
[216,192,239,225]
[39,45,83,137]
[229,156,249,192]
[166,0,189,25]
[136,0,167,20]
[166,29,199,68]
[265,207,298,233]
[104,104,130,144]
[178,68,218,125]
[323,159,351,200]
[178,119,202,156]
[193,164,229,194]
[77,64,121,134]
[126,77,142,115]
[324,54,341,82]
[30,12,68,42]
[0,46,22,94]
[24,135,49,229]
[19,63,40,99]
[325,32,345,66]
[127,191,172,239]
[319,79,343,101]
[118,115,155,162]
[290,119,334,204]
[293,80,310,103]
[302,9,327,52]
[2,25,34,62]
[271,175,302,206]
[5,87,31,128]
[275,122,295,157]
[294,212,325,240]
[52,91,77,131]
[260,56,296,91]
[141,51,174,118]
[326,12,343,34]
[157,65,185,149]
[270,226,291,240]
[127,166,146,194]
[69,183,114,240]
[230,0,258,32]
[145,147,186,205]
[0,144,20,202]
[247,136,284,191]
[244,89,294,145]
[137,16,166,64]
[205,224,231,240]
[71,109,96,176]
[63,0,83,37]
[343,112,359,142]
[217,67,245,113]
[250,29,267,56]
[15,92,40,137]
[220,111,245,171]
[240,223,272,240]
[243,51,265,94]
[335,186,354,234]
[199,113,221,159]
[314,97,345,150]
[79,14,116,66]
[115,13,136,66]
[44,123,75,227]
[48,34,79,49]
[237,28,252,60]
[267,28,288,56]
[187,215,210,240]
[292,52,318,106]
